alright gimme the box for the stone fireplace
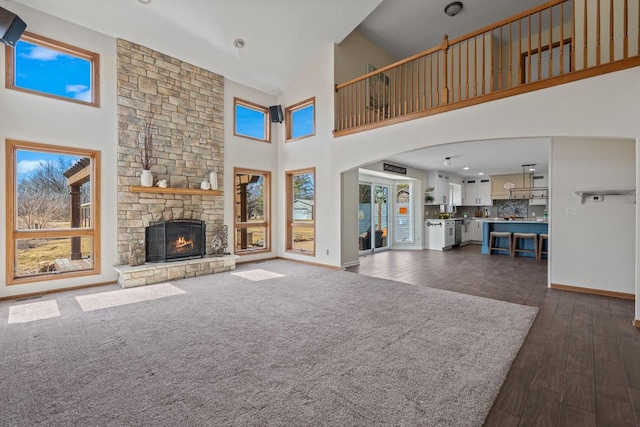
[114,39,236,287]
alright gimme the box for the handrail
[334,0,640,136]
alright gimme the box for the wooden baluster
[623,0,628,58]
[481,33,486,94]
[571,0,576,71]
[466,40,470,98]
[377,70,381,122]
[442,34,449,104]
[528,15,532,83]
[538,12,542,80]
[429,54,433,109]
[549,6,553,78]
[458,44,462,101]
[609,0,614,62]
[492,29,497,92]
[584,0,588,68]
[560,1,565,74]
[436,50,440,105]
[422,55,427,109]
[508,22,512,88]
[392,67,396,118]
[474,36,478,96]
[403,63,407,113]
[410,60,414,112]
[518,19,522,84]
[497,27,502,90]
[596,0,601,64]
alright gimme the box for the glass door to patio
[359,183,389,254]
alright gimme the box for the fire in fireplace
[146,220,205,262]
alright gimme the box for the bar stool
[512,232,538,258]
[489,231,512,255]
[538,233,548,260]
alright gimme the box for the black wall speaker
[0,7,26,47]
[269,105,283,123]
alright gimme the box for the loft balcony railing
[334,0,640,137]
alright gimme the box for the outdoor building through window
[234,168,271,254]
[6,140,101,284]
[285,97,315,141]
[234,98,270,142]
[286,168,315,255]
[5,32,100,107]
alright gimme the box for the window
[285,97,315,142]
[5,32,100,107]
[234,168,271,254]
[286,168,315,255]
[395,182,414,243]
[234,98,270,142]
[6,140,101,284]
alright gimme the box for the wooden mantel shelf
[129,186,222,196]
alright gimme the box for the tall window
[5,32,100,107]
[234,98,270,142]
[234,168,271,254]
[286,168,315,255]
[285,97,315,142]
[6,140,101,284]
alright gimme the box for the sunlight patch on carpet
[75,283,185,312]
[231,269,285,281]
[8,300,61,324]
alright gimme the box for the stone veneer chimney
[116,39,224,265]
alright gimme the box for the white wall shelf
[575,190,636,204]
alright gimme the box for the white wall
[0,1,118,298]
[223,79,279,263]
[551,137,635,294]
[278,46,338,265]
[334,29,394,86]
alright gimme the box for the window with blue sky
[234,98,270,142]
[286,97,315,142]
[7,32,99,106]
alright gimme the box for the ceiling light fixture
[444,1,463,17]
[463,167,469,170]
[478,172,484,175]
[137,0,152,4]
[444,157,452,166]
[233,39,246,49]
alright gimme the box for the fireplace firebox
[146,220,206,263]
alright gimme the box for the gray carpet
[0,260,537,426]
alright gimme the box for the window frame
[285,97,316,142]
[5,31,100,107]
[233,168,271,255]
[5,139,101,285]
[233,98,271,143]
[285,167,316,256]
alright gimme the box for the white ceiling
[9,0,383,95]
[385,138,551,178]
[358,0,548,61]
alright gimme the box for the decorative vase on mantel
[141,169,153,187]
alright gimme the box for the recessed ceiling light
[463,167,469,170]
[478,172,484,175]
[529,167,536,172]
[233,39,246,49]
[137,0,152,4]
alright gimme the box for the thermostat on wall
[590,195,603,202]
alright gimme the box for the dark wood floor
[347,244,640,427]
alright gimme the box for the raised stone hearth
[114,255,238,288]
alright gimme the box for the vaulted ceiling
[11,0,549,95]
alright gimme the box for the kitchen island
[480,220,548,257]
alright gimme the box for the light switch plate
[566,207,577,216]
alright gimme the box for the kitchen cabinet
[529,174,548,205]
[463,178,491,206]
[426,171,450,205]
[470,219,483,242]
[461,222,471,243]
[490,173,531,200]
